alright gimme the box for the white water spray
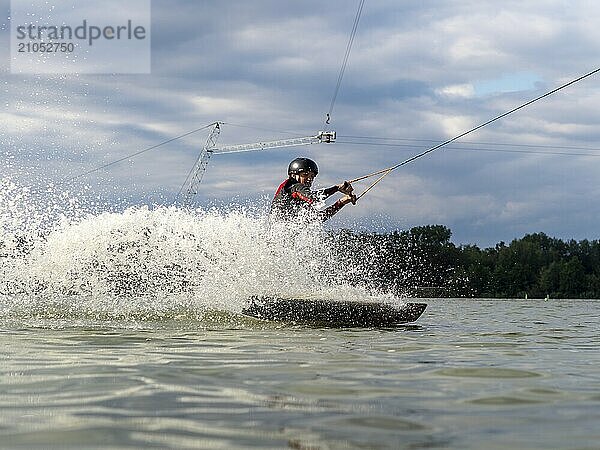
[1,179,397,324]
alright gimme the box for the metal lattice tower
[177,124,336,205]
[178,122,221,207]
[213,131,336,154]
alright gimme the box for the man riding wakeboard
[270,157,356,222]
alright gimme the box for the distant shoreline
[333,225,600,299]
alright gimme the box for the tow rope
[348,67,600,202]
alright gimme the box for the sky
[2,0,600,247]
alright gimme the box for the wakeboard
[242,296,427,327]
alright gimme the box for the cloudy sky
[2,0,600,246]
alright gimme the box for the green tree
[559,257,586,298]
[331,226,600,299]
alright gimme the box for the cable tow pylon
[212,131,336,155]
[177,122,221,207]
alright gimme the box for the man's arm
[319,194,356,221]
[289,183,356,221]
[317,181,354,200]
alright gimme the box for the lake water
[1,298,598,450]
[1,202,598,448]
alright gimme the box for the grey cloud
[2,0,600,245]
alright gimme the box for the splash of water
[1,179,396,324]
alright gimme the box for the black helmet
[288,157,318,176]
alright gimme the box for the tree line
[331,225,600,299]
